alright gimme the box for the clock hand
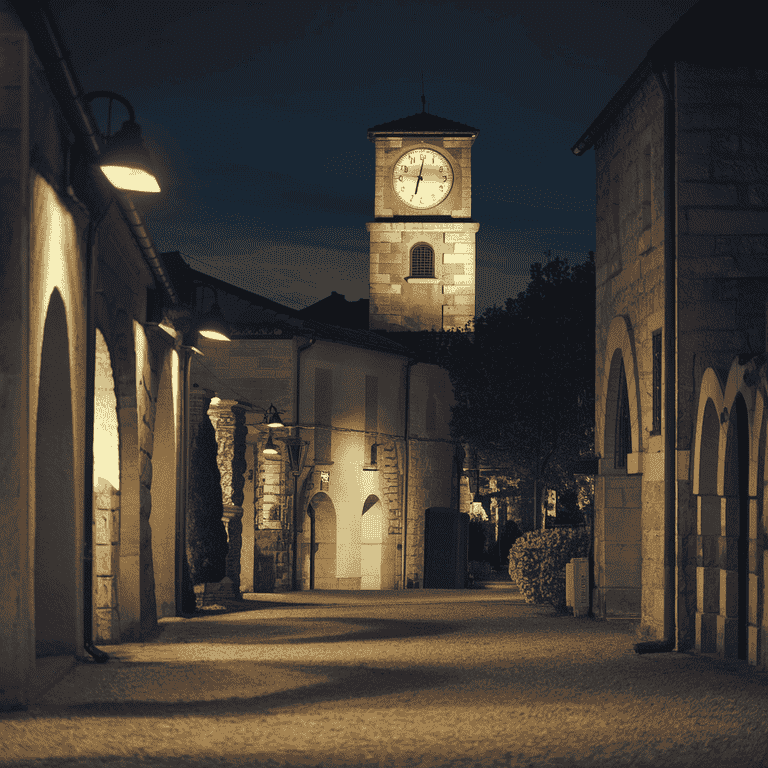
[414,159,425,195]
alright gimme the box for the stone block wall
[367,221,478,332]
[405,440,460,585]
[253,529,291,592]
[594,71,664,625]
[93,479,120,643]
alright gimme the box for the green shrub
[508,527,590,611]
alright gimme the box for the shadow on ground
[153,616,461,645]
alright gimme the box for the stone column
[208,399,248,593]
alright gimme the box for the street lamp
[284,437,309,591]
[197,287,231,341]
[84,91,161,193]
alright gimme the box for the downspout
[401,357,416,588]
[636,55,677,654]
[293,336,315,591]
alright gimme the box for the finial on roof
[421,72,426,113]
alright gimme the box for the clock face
[392,148,453,210]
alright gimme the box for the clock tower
[366,112,479,332]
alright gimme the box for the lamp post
[283,436,309,591]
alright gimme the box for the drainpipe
[293,336,315,591]
[636,55,676,654]
[401,358,416,588]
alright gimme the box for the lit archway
[92,329,120,642]
[151,350,179,617]
[35,290,78,657]
[307,492,337,589]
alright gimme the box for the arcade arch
[35,290,78,657]
[596,318,642,619]
[305,492,337,589]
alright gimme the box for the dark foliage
[186,414,228,585]
[432,253,595,521]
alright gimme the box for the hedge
[508,527,591,611]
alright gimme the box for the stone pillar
[94,477,120,643]
[208,399,248,593]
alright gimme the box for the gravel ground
[2,588,768,768]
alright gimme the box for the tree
[186,412,228,585]
[440,253,595,528]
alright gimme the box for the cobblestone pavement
[3,588,768,768]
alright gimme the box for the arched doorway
[92,329,121,642]
[306,492,336,589]
[598,348,641,619]
[361,495,384,589]
[695,396,721,653]
[35,290,78,657]
[724,394,750,660]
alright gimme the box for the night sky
[50,0,698,314]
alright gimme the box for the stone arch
[35,289,78,657]
[595,314,641,619]
[599,315,641,461]
[307,492,337,589]
[720,358,759,498]
[151,348,179,618]
[722,392,751,660]
[692,367,725,497]
[92,329,121,642]
[693,361,765,662]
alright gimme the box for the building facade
[0,3,192,710]
[181,264,462,593]
[574,0,768,665]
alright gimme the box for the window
[614,358,631,469]
[411,243,434,277]
[652,330,661,434]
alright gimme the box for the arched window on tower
[410,243,435,278]
[614,358,631,469]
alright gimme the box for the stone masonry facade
[593,56,768,663]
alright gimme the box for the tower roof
[367,112,479,140]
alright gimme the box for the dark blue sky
[51,0,698,314]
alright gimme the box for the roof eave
[367,130,479,142]
[571,55,657,156]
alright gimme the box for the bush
[508,527,590,611]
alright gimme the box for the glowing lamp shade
[197,302,231,341]
[101,164,160,193]
[263,432,279,455]
[99,119,161,193]
[263,404,284,428]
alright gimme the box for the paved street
[3,588,768,768]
